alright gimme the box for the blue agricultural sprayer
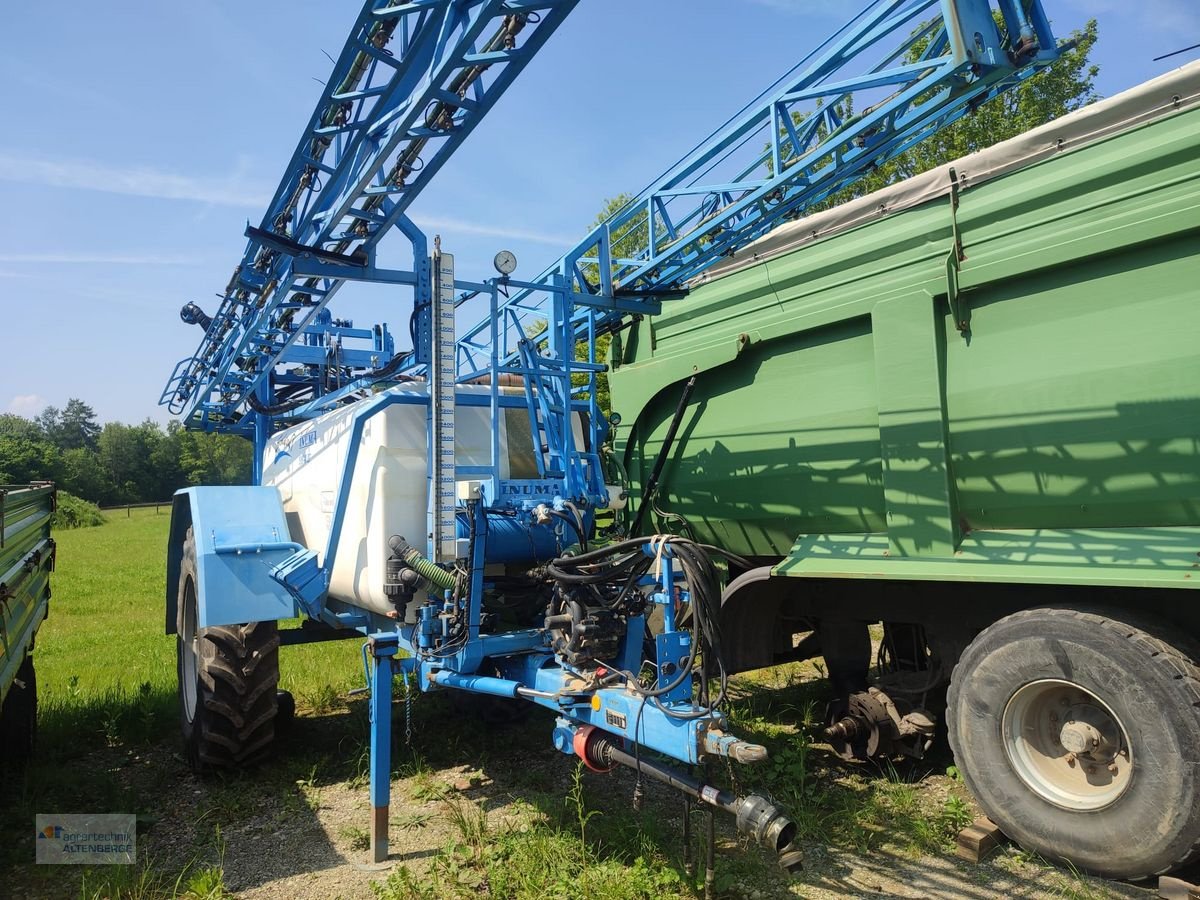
[159,0,1066,876]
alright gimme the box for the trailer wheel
[0,653,37,771]
[947,605,1200,879]
[177,528,280,771]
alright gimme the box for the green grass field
[2,508,369,898]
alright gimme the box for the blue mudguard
[165,486,299,633]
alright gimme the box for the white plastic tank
[262,382,540,616]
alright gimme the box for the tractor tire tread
[178,525,280,773]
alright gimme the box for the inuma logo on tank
[502,483,559,496]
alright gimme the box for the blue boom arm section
[457,0,1067,377]
[161,0,579,427]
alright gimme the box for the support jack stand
[367,633,400,865]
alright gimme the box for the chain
[723,752,743,799]
[404,671,415,746]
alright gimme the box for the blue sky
[1,0,1196,425]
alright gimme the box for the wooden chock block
[1157,875,1200,899]
[956,816,1004,864]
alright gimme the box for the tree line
[0,399,251,507]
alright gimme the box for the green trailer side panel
[872,293,959,557]
[628,319,884,558]
[945,232,1200,532]
[774,526,1200,590]
[611,85,1200,588]
[0,485,55,704]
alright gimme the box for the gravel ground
[216,762,1154,900]
[2,701,1179,900]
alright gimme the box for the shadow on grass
[366,694,701,899]
[0,682,364,899]
[1,679,179,858]
[249,672,1044,898]
[1,667,1153,900]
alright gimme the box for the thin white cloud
[0,252,204,265]
[410,214,571,247]
[8,394,46,416]
[0,154,571,246]
[0,154,269,208]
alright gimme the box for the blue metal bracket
[269,549,325,619]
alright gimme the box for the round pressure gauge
[493,249,517,275]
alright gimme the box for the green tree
[61,398,102,451]
[58,447,114,504]
[34,406,60,442]
[98,422,155,502]
[1,401,248,501]
[589,192,650,273]
[0,414,45,443]
[146,420,186,499]
[836,19,1099,200]
[0,434,59,485]
[178,430,253,486]
[38,398,102,452]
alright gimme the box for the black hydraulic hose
[698,543,755,571]
[632,374,697,534]
[245,388,315,416]
[244,356,417,417]
[547,508,587,552]
[608,742,727,808]
[545,552,646,584]
[550,536,645,567]
[548,534,729,712]
[583,734,800,864]
[365,352,418,382]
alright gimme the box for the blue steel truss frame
[160,0,1067,510]
[164,0,1067,441]
[457,0,1066,377]
[161,0,579,427]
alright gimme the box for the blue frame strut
[357,538,733,864]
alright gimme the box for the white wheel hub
[1002,678,1132,811]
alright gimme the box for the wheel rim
[1001,678,1133,811]
[181,578,199,723]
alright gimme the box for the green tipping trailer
[610,63,1200,879]
[0,484,55,771]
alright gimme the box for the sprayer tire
[177,527,280,771]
